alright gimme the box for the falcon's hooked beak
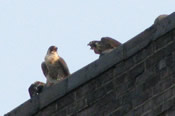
[88,42,93,49]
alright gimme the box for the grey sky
[0,0,174,115]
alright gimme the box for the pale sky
[0,0,174,115]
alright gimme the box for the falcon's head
[88,41,102,54]
[28,81,45,98]
[45,45,60,64]
[47,46,58,54]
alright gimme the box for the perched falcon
[88,37,121,57]
[28,81,45,98]
[41,46,70,86]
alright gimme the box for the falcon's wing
[101,37,121,48]
[41,62,48,77]
[58,57,70,77]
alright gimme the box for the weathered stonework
[5,12,175,116]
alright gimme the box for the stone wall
[5,12,175,116]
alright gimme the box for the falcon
[41,46,70,86]
[88,37,121,57]
[28,81,45,98]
